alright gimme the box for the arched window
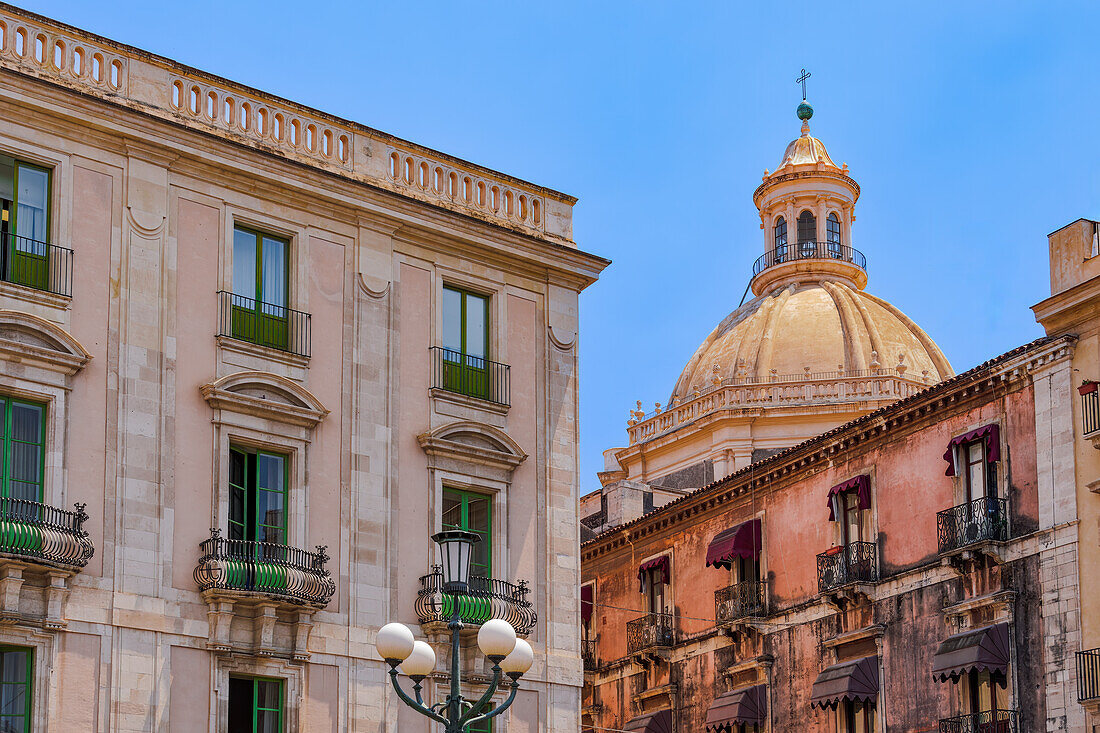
[773,217,787,263]
[827,213,842,258]
[797,210,817,258]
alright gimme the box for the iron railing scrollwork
[714,580,766,624]
[938,710,1018,733]
[217,290,311,357]
[0,497,93,567]
[1082,388,1100,436]
[626,613,675,655]
[0,234,74,297]
[751,242,867,278]
[817,541,877,593]
[193,529,335,607]
[937,497,1010,554]
[1078,647,1100,702]
[582,637,598,670]
[429,346,510,406]
[415,566,536,636]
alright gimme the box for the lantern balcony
[414,566,537,637]
[626,612,676,656]
[938,710,1018,733]
[714,580,767,626]
[0,497,93,570]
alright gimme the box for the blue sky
[23,1,1100,491]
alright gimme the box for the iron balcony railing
[626,613,675,655]
[582,637,598,670]
[817,541,878,593]
[1082,387,1100,436]
[217,291,311,357]
[415,566,536,636]
[751,242,866,278]
[0,234,74,297]
[1078,647,1100,701]
[714,580,766,624]
[937,497,1010,554]
[429,346,510,406]
[0,497,93,567]
[193,529,335,608]
[938,710,1018,733]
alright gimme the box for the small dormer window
[827,212,842,257]
[773,217,787,263]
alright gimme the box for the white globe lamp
[477,618,517,660]
[399,640,437,679]
[376,622,414,663]
[500,638,533,677]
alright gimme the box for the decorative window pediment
[200,370,328,428]
[0,310,91,377]
[417,420,527,473]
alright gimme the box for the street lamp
[376,530,534,732]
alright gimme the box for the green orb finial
[797,101,814,121]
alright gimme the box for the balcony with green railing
[415,565,536,636]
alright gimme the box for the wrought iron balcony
[429,346,510,406]
[626,613,675,655]
[0,234,74,297]
[193,530,334,608]
[937,497,1010,554]
[582,637,598,670]
[817,541,877,593]
[1079,647,1100,702]
[751,242,866,278]
[217,291,311,357]
[714,580,766,624]
[0,497,93,568]
[938,710,1018,733]
[414,567,536,636]
[1081,386,1100,437]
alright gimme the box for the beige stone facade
[0,4,606,731]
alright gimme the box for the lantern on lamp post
[375,530,533,732]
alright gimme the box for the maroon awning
[705,519,762,569]
[931,623,1010,682]
[581,584,593,625]
[943,424,1001,476]
[623,709,673,733]
[826,475,871,520]
[810,656,879,709]
[703,684,766,729]
[637,555,670,592]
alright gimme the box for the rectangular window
[0,647,32,733]
[0,156,51,291]
[644,565,667,615]
[963,440,997,503]
[231,226,289,350]
[732,554,760,585]
[229,447,287,546]
[441,488,491,578]
[228,676,283,733]
[0,397,44,506]
[441,285,489,399]
[842,492,864,545]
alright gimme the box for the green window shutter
[230,676,284,733]
[442,488,492,578]
[228,446,287,546]
[1,157,51,292]
[0,646,32,733]
[441,286,490,399]
[231,226,289,350]
[0,398,45,504]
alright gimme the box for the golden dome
[778,120,838,169]
[669,281,953,401]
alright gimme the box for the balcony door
[442,487,492,579]
[0,156,51,291]
[962,440,996,503]
[232,226,289,350]
[0,398,45,519]
[228,447,287,547]
[964,670,1009,716]
[841,492,865,546]
[442,286,489,400]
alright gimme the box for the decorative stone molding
[200,370,329,428]
[0,310,91,377]
[942,590,1015,631]
[417,420,527,474]
[202,590,317,662]
[0,558,79,630]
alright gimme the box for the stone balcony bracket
[820,583,876,613]
[201,590,315,663]
[0,558,78,631]
[939,541,1007,576]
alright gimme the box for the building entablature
[0,4,579,246]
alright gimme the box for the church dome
[778,122,838,168]
[669,280,953,402]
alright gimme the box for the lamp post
[375,530,533,732]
